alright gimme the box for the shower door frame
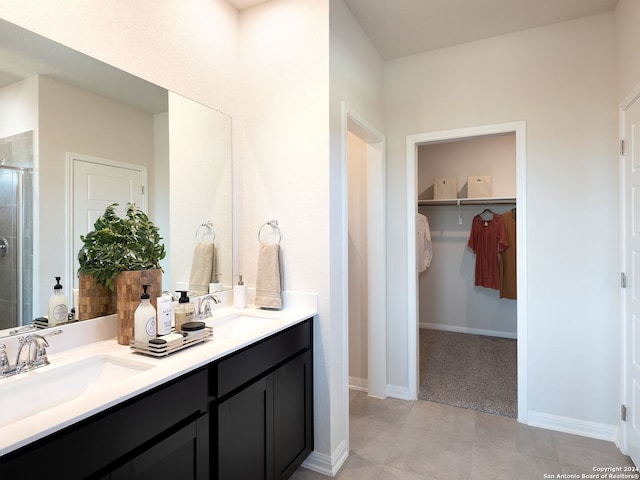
[0,164,33,328]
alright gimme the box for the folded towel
[255,243,282,310]
[189,242,215,296]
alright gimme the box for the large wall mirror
[0,19,233,336]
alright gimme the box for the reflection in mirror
[0,19,233,336]
[0,131,33,328]
[169,92,233,296]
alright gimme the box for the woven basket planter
[116,268,162,345]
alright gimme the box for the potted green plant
[77,203,166,344]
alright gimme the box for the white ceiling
[229,0,619,60]
[1,0,621,101]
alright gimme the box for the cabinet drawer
[211,318,311,399]
[0,368,208,479]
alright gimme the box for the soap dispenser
[234,275,247,309]
[134,284,157,343]
[175,290,195,332]
[48,276,69,325]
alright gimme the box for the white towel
[417,213,432,272]
[255,243,282,310]
[189,242,215,295]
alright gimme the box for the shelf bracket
[457,199,462,225]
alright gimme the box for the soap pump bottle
[234,275,247,309]
[134,284,157,343]
[175,290,195,332]
[48,276,69,325]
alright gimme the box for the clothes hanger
[479,208,494,221]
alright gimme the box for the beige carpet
[419,328,517,418]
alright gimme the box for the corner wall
[385,13,619,431]
[0,0,240,115]
[328,0,385,470]
[237,0,335,469]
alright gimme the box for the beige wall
[0,0,239,116]
[238,0,335,460]
[385,13,619,426]
[417,134,516,200]
[347,130,369,385]
[616,0,640,101]
[0,77,37,138]
[418,134,517,337]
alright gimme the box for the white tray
[130,327,213,357]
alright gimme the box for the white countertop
[0,301,316,457]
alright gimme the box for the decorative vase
[116,268,162,345]
[77,273,117,321]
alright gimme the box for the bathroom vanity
[0,308,314,480]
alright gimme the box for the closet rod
[417,197,516,207]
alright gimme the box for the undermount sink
[211,311,279,340]
[0,354,154,428]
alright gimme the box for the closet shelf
[418,197,516,206]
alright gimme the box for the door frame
[341,101,387,402]
[619,82,640,455]
[406,121,528,423]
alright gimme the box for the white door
[70,154,146,295]
[623,93,640,465]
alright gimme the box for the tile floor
[292,390,635,480]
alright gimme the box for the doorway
[343,103,386,400]
[406,121,528,423]
[417,133,517,417]
[67,152,146,309]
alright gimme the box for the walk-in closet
[417,132,517,417]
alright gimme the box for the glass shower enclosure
[0,131,33,330]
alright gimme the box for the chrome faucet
[196,295,221,320]
[0,329,62,379]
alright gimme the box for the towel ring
[195,221,216,244]
[258,219,282,245]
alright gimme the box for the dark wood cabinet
[211,318,314,480]
[0,368,209,480]
[274,349,313,480]
[217,376,273,480]
[110,414,209,480]
[0,317,313,480]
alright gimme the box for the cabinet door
[273,350,313,480]
[110,414,209,480]
[216,376,273,480]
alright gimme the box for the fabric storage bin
[467,175,492,198]
[434,177,458,200]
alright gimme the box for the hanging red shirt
[468,213,508,291]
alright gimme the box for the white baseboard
[386,384,412,400]
[349,377,368,392]
[302,439,349,476]
[348,378,413,400]
[527,410,618,442]
[420,322,517,339]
